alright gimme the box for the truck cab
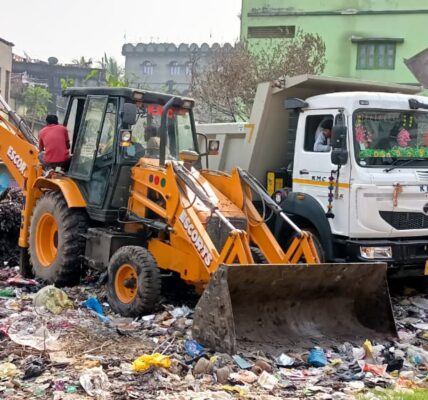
[196,75,428,275]
[283,91,428,274]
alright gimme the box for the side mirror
[122,103,138,125]
[207,140,220,156]
[331,126,347,149]
[331,148,348,165]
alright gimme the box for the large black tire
[250,246,268,264]
[29,191,88,286]
[282,228,326,263]
[107,246,161,317]
[304,228,326,263]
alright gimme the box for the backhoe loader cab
[62,87,198,222]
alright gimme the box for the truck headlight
[360,246,392,259]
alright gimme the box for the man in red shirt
[38,115,71,170]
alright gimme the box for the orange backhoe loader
[0,89,396,353]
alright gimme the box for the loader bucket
[192,263,397,354]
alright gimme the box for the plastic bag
[184,340,205,358]
[33,285,73,314]
[0,362,19,379]
[132,353,172,372]
[79,366,110,399]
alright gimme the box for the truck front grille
[379,211,428,230]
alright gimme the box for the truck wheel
[303,228,326,263]
[283,228,326,263]
[29,191,88,286]
[107,246,161,317]
[250,246,267,264]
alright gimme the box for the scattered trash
[23,358,46,380]
[0,265,426,399]
[0,288,15,297]
[132,353,172,372]
[215,366,231,384]
[185,339,205,358]
[33,285,73,314]
[193,357,213,375]
[79,366,110,398]
[168,305,192,319]
[83,297,110,323]
[8,319,61,351]
[232,355,253,369]
[275,353,295,367]
[0,362,19,379]
[230,370,258,384]
[308,347,327,368]
[257,370,278,390]
[358,361,388,376]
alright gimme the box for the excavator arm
[0,96,42,249]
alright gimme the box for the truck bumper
[342,237,428,274]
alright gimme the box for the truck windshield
[124,102,196,160]
[354,110,428,167]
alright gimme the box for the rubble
[0,266,427,399]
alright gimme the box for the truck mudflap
[192,263,397,354]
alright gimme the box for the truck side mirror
[331,126,348,165]
[331,149,348,165]
[331,126,347,148]
[122,103,138,126]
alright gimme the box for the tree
[190,29,326,122]
[72,56,93,67]
[99,54,128,87]
[22,85,52,130]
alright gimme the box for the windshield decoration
[354,111,428,164]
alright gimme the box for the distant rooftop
[122,42,233,55]
[0,37,14,47]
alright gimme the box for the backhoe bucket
[192,263,397,354]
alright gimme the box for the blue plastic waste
[83,297,104,315]
[83,297,109,323]
[184,340,205,357]
[308,347,327,368]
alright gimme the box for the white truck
[197,75,428,276]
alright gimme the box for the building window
[357,43,396,70]
[142,61,153,75]
[248,26,295,39]
[185,62,193,76]
[170,61,180,76]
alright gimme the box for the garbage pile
[0,267,427,399]
[0,188,23,266]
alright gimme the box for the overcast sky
[2,0,242,65]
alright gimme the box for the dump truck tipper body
[197,75,428,275]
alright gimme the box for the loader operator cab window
[125,102,196,161]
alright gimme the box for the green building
[240,0,428,85]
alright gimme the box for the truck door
[293,110,351,236]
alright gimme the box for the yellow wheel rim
[115,264,138,304]
[35,212,58,267]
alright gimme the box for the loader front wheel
[29,191,88,286]
[107,246,161,317]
